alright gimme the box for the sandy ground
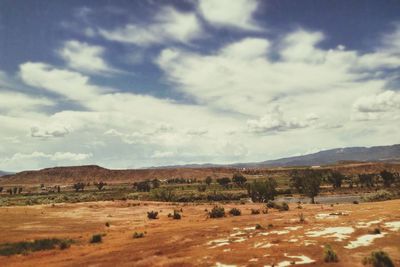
[0,200,399,267]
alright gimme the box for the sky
[0,0,400,171]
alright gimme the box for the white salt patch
[315,213,338,219]
[233,237,247,243]
[258,232,270,236]
[249,258,258,262]
[254,242,276,248]
[384,221,400,231]
[230,231,246,237]
[284,226,302,231]
[244,226,255,230]
[356,219,383,228]
[270,230,290,235]
[265,254,315,267]
[215,263,236,267]
[223,248,231,252]
[306,227,354,241]
[207,239,229,245]
[208,239,230,248]
[304,240,317,246]
[288,238,298,243]
[345,233,386,249]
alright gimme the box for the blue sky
[0,0,399,171]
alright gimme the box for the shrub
[105,222,110,227]
[353,200,359,204]
[90,234,102,243]
[299,213,305,223]
[59,240,71,250]
[251,209,260,215]
[172,210,181,220]
[363,190,393,202]
[147,211,158,219]
[362,251,394,267]
[324,244,338,262]
[267,201,289,211]
[229,208,241,216]
[0,238,73,256]
[370,228,381,235]
[209,206,225,218]
[133,232,145,239]
[197,184,207,192]
[255,224,263,230]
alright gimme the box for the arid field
[0,199,399,267]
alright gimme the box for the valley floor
[0,199,399,266]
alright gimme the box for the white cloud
[198,0,261,30]
[2,151,92,162]
[247,105,318,133]
[0,90,53,112]
[31,124,70,138]
[151,150,175,159]
[19,62,103,101]
[58,40,118,74]
[98,6,203,46]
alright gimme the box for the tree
[302,170,322,204]
[289,170,304,193]
[94,181,107,191]
[359,174,375,188]
[73,182,85,192]
[152,179,161,189]
[247,178,277,203]
[216,177,231,188]
[380,170,395,188]
[205,176,212,186]
[232,173,247,187]
[328,171,345,189]
[134,180,151,192]
[0,187,3,193]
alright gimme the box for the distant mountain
[156,144,400,169]
[233,144,400,168]
[0,170,13,177]
[1,144,399,185]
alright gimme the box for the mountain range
[1,144,399,184]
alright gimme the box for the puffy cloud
[30,124,70,139]
[247,106,318,133]
[19,62,103,101]
[1,151,92,163]
[0,90,53,112]
[98,6,203,46]
[198,0,261,30]
[58,40,119,74]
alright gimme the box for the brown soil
[0,200,399,267]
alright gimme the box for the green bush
[209,206,225,218]
[133,232,145,239]
[324,244,338,262]
[147,211,158,219]
[90,234,102,243]
[362,251,394,267]
[229,208,241,216]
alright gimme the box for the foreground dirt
[0,200,399,267]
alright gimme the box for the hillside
[246,144,400,167]
[0,165,236,185]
